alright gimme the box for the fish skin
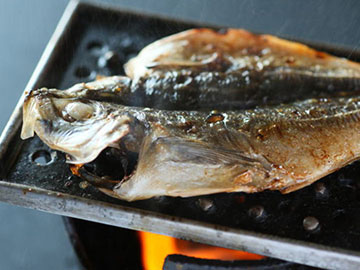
[21,88,360,201]
[34,70,360,113]
[124,28,360,109]
[32,28,360,111]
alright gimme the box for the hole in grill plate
[30,150,54,166]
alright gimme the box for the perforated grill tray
[1,1,360,269]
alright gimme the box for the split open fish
[125,28,360,109]
[49,29,360,111]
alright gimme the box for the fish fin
[113,135,270,201]
[21,91,40,139]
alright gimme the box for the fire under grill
[1,1,360,269]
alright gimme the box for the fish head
[21,89,135,164]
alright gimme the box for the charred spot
[175,74,193,87]
[255,128,267,141]
[206,112,224,123]
[176,75,187,84]
[254,123,282,140]
[316,51,327,59]
[179,121,197,133]
[292,110,301,116]
[243,47,263,56]
[286,56,296,64]
[256,133,264,141]
[272,164,284,172]
[203,52,232,72]
[270,178,282,186]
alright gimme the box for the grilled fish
[124,28,360,109]
[43,29,360,111]
[21,88,360,201]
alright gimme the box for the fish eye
[63,102,94,121]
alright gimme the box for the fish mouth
[71,146,140,192]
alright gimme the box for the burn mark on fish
[286,57,296,64]
[179,121,197,134]
[316,51,327,59]
[206,112,225,124]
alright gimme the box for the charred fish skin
[21,88,360,201]
[34,69,360,113]
[125,28,360,109]
[30,28,360,111]
[129,69,360,110]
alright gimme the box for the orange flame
[69,164,83,176]
[139,231,264,270]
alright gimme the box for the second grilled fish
[44,29,360,111]
[124,28,360,109]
